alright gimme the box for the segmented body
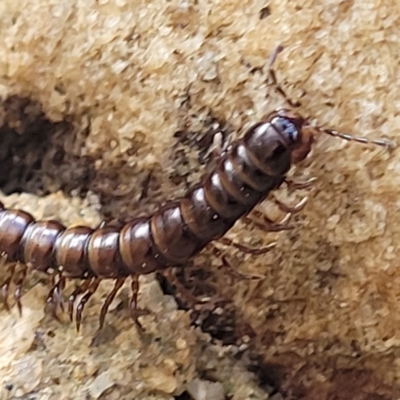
[0,108,390,329]
[0,110,309,280]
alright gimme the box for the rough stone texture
[0,0,399,399]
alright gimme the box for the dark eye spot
[274,117,298,142]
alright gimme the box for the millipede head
[267,45,396,152]
[267,108,315,164]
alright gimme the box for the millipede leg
[218,237,276,256]
[129,275,148,332]
[68,279,92,322]
[97,218,125,230]
[54,276,66,313]
[161,267,202,306]
[245,197,307,232]
[46,275,66,320]
[14,264,27,316]
[243,211,294,233]
[75,278,100,332]
[160,267,228,312]
[210,245,264,281]
[211,131,231,165]
[46,280,58,320]
[273,195,308,214]
[1,264,16,311]
[139,170,153,201]
[284,177,317,190]
[220,255,264,281]
[245,177,312,233]
[99,277,125,330]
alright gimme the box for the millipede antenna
[268,45,395,149]
[314,126,395,149]
[267,45,301,108]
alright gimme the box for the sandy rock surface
[0,0,399,399]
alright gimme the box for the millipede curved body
[0,108,390,330]
[0,110,310,280]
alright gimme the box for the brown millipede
[0,49,394,332]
